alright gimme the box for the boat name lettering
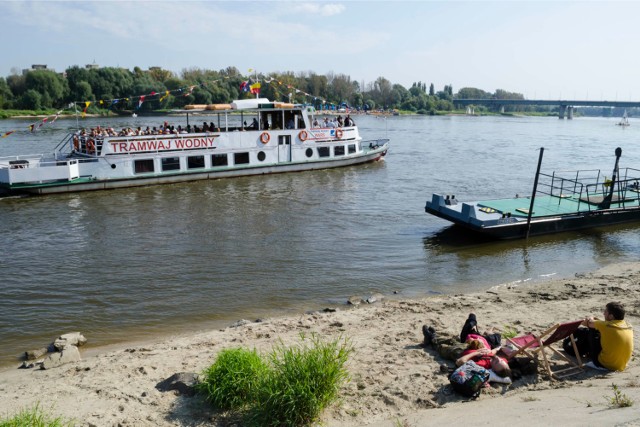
[110,137,216,153]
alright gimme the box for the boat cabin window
[284,111,305,129]
[212,153,228,167]
[234,152,250,165]
[187,155,205,169]
[348,144,356,154]
[317,147,330,158]
[334,146,345,157]
[161,157,181,172]
[134,159,155,174]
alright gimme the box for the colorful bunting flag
[250,82,261,94]
[2,130,15,138]
[82,101,91,118]
[137,95,145,110]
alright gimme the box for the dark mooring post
[598,147,622,210]
[526,147,545,239]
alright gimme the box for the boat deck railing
[535,167,640,212]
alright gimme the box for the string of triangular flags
[1,71,345,139]
[1,108,66,138]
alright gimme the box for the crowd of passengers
[77,121,223,139]
[77,114,356,140]
[311,115,355,128]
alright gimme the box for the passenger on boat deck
[249,118,259,129]
[286,118,295,129]
[186,124,192,133]
[344,115,355,126]
[209,122,216,131]
[326,118,336,129]
[322,117,329,127]
[337,116,344,127]
[263,120,270,130]
[202,122,209,132]
[312,118,320,128]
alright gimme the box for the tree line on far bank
[0,65,545,116]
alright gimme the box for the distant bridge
[452,99,640,119]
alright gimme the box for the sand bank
[1,262,639,426]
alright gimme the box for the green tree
[24,70,69,108]
[0,77,13,108]
[20,89,42,110]
[429,83,435,96]
[6,74,26,98]
[456,87,491,99]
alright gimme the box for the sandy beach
[1,262,639,426]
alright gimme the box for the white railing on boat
[0,157,80,185]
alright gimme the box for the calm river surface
[1,113,639,367]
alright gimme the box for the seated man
[582,301,633,371]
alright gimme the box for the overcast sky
[2,1,638,101]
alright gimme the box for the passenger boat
[425,147,640,239]
[0,98,388,195]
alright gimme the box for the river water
[1,113,639,367]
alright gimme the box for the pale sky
[2,0,638,101]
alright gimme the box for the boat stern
[0,156,81,190]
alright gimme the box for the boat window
[161,157,181,171]
[334,146,345,157]
[278,135,291,146]
[134,159,155,174]
[271,112,284,130]
[234,152,250,165]
[257,151,266,162]
[348,144,356,154]
[212,153,228,166]
[318,147,330,158]
[187,155,205,169]
[305,148,313,158]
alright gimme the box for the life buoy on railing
[298,130,308,141]
[72,135,80,151]
[335,128,344,139]
[260,132,270,144]
[86,139,96,155]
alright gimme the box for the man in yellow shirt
[583,302,633,371]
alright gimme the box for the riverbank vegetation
[0,65,552,118]
[2,66,633,119]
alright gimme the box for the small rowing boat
[425,147,640,239]
[0,98,388,195]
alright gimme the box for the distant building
[85,63,100,70]
[148,66,162,71]
[22,64,53,75]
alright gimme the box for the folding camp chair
[506,319,584,380]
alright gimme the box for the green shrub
[247,334,352,426]
[197,347,269,411]
[0,404,73,427]
[197,334,352,426]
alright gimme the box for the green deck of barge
[478,191,640,218]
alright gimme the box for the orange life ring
[260,132,270,144]
[335,128,343,139]
[86,139,96,154]
[298,130,308,141]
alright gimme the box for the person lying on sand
[422,314,513,381]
